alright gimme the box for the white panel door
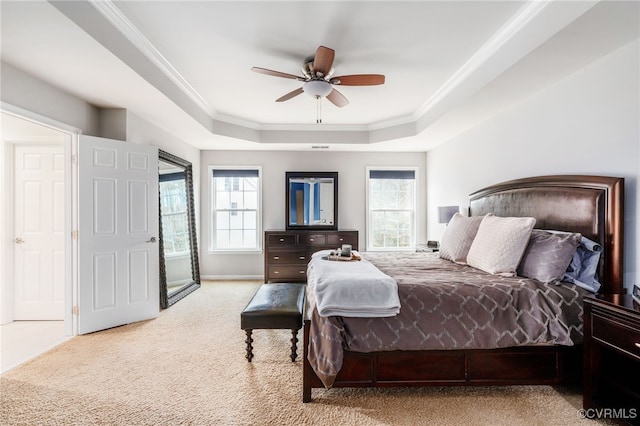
[13,145,65,320]
[78,136,158,334]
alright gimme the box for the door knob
[14,237,25,244]
[147,237,157,243]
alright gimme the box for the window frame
[209,166,262,254]
[365,166,418,252]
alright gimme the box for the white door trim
[1,105,80,336]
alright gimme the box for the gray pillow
[439,213,484,264]
[467,214,536,276]
[517,230,582,284]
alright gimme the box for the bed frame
[302,175,624,402]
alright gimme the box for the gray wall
[126,111,201,235]
[199,150,427,278]
[2,64,201,235]
[425,40,639,293]
[5,37,638,291]
[1,63,202,324]
[1,62,101,135]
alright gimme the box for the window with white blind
[366,167,417,251]
[210,167,261,251]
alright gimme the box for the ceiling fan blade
[251,67,303,80]
[330,74,385,86]
[275,87,304,102]
[313,46,335,77]
[326,88,349,108]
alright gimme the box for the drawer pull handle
[309,238,314,242]
[299,256,305,260]
[279,238,284,242]
[274,271,280,274]
[339,238,344,241]
[635,343,640,350]
[299,271,305,274]
[273,256,280,260]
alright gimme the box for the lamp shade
[438,205,459,224]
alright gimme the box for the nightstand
[583,294,640,415]
[416,243,439,253]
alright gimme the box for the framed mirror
[158,150,200,308]
[286,171,338,230]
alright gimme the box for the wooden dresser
[583,294,640,418]
[264,230,358,283]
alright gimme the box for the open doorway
[1,112,73,372]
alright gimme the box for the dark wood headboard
[468,175,624,295]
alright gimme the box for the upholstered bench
[240,283,306,362]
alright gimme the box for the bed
[302,175,624,402]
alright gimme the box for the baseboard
[200,275,264,281]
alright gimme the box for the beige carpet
[1,281,607,425]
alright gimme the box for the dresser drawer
[267,251,310,264]
[300,234,326,245]
[267,233,297,247]
[327,233,358,247]
[592,313,640,361]
[268,265,307,280]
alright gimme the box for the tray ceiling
[1,1,638,150]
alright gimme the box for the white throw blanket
[308,250,400,317]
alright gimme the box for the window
[159,173,190,256]
[366,167,417,251]
[210,167,261,251]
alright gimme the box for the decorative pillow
[438,213,485,264]
[517,230,582,284]
[467,215,536,276]
[563,236,602,292]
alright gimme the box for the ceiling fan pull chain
[316,95,322,124]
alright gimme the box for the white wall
[199,150,427,278]
[426,40,639,293]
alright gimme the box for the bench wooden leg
[245,329,254,362]
[290,329,298,362]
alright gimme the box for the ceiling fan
[251,46,385,109]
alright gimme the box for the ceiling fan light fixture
[303,80,332,97]
[252,45,384,110]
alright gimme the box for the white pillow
[467,214,536,276]
[439,213,485,264]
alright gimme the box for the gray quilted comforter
[306,252,587,388]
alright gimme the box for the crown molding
[89,0,213,116]
[77,0,589,148]
[414,0,552,120]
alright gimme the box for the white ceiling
[1,1,638,151]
